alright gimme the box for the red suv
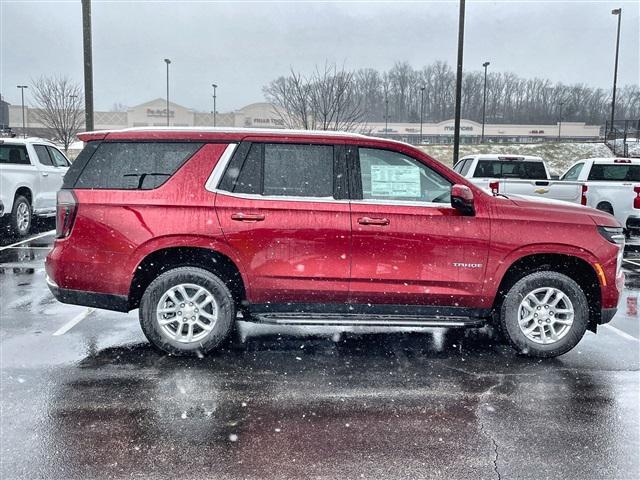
[46,128,624,357]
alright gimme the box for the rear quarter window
[71,142,203,190]
[0,145,31,165]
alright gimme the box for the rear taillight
[581,185,588,206]
[56,190,78,239]
[489,181,500,195]
[634,186,640,210]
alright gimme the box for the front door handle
[231,213,265,222]
[358,216,390,226]
[41,172,49,177]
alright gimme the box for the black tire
[500,271,589,358]
[139,267,235,356]
[11,195,32,237]
[596,202,614,215]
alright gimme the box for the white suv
[0,137,70,236]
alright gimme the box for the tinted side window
[34,145,54,166]
[588,164,640,182]
[562,163,583,181]
[234,143,262,194]
[0,145,30,165]
[460,158,473,176]
[62,141,101,188]
[74,142,202,189]
[358,148,451,203]
[263,144,334,197]
[48,147,70,167]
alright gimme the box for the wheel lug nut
[534,313,538,317]
[195,308,199,312]
[181,303,185,308]
[178,311,182,315]
[190,302,193,306]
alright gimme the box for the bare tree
[30,76,84,151]
[264,63,363,131]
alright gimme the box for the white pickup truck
[561,157,640,236]
[0,138,70,236]
[453,154,585,204]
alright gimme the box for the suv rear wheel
[11,195,32,237]
[139,267,235,355]
[500,271,589,358]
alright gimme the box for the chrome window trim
[351,199,453,209]
[206,142,452,208]
[204,143,238,193]
[214,190,350,204]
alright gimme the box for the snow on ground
[418,142,614,175]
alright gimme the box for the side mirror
[451,184,475,216]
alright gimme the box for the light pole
[164,58,171,127]
[212,83,217,127]
[558,101,564,141]
[419,86,425,144]
[481,61,490,143]
[452,0,466,163]
[81,0,94,131]
[17,85,28,138]
[610,8,622,137]
[384,95,389,135]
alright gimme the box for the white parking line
[0,230,55,252]
[623,258,640,267]
[52,308,95,336]
[603,324,639,342]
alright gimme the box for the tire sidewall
[501,271,589,357]
[12,196,32,237]
[140,267,235,355]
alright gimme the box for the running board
[252,313,484,328]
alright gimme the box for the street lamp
[16,85,28,138]
[610,8,622,137]
[419,86,426,144]
[481,61,490,143]
[164,58,171,127]
[212,84,218,127]
[558,101,564,141]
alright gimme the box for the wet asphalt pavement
[1,222,639,479]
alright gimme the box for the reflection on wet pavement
[1,233,639,479]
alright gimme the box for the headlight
[598,226,625,245]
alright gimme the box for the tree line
[264,61,640,129]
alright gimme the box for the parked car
[46,128,624,358]
[454,154,584,204]
[0,137,70,236]
[561,157,640,237]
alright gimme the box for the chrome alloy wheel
[16,202,30,234]
[518,287,574,344]
[156,283,218,343]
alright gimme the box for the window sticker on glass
[370,165,421,197]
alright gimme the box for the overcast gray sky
[1,0,638,112]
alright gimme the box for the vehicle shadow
[34,328,627,480]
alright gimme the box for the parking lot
[1,222,639,480]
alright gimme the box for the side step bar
[253,313,484,328]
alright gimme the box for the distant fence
[605,119,640,157]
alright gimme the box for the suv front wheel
[139,267,235,355]
[500,271,589,358]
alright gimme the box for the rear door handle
[231,213,265,222]
[358,216,390,226]
[41,172,49,177]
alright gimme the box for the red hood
[505,194,620,228]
